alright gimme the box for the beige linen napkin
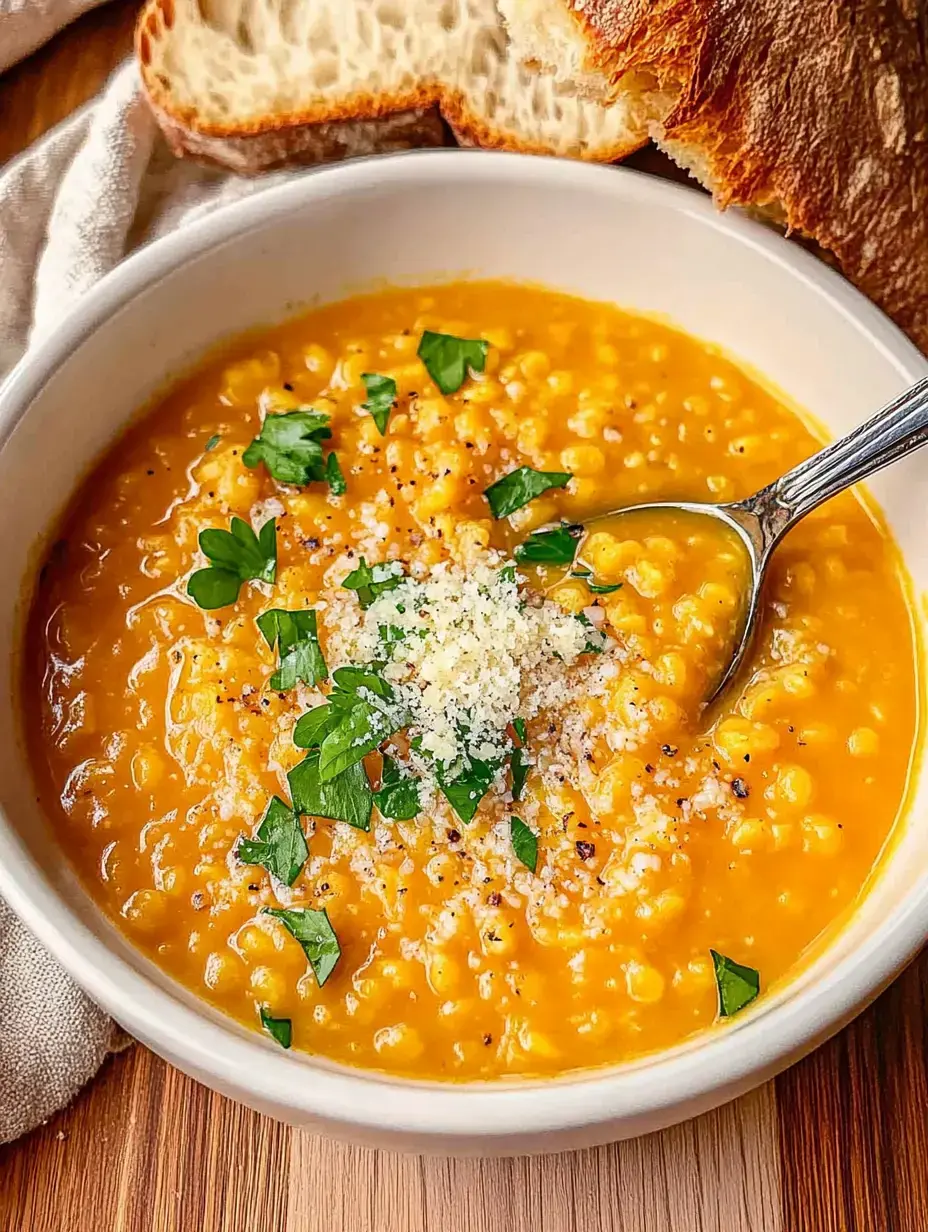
[0,25,305,1139]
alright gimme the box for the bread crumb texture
[136,0,666,164]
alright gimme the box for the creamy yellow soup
[23,282,919,1079]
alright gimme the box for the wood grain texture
[0,1045,782,1232]
[778,948,928,1232]
[3,8,928,1232]
[290,1083,781,1232]
[3,963,927,1232]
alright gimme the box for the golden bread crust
[136,0,647,173]
[570,0,928,352]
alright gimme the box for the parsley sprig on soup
[23,283,918,1076]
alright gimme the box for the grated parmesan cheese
[326,556,592,772]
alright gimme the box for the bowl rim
[1,148,927,1140]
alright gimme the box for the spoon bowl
[582,374,928,707]
[585,499,766,706]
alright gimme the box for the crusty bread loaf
[541,0,928,354]
[136,0,667,173]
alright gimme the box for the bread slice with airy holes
[136,0,671,173]
[496,0,605,95]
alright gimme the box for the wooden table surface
[2,7,927,1230]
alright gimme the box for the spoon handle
[744,375,928,544]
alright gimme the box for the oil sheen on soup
[24,282,919,1079]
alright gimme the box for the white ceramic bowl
[0,151,925,1155]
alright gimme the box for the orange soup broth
[23,282,920,1079]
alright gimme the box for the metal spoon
[585,375,928,707]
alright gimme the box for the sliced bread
[136,0,668,173]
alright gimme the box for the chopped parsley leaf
[288,748,373,831]
[187,516,277,610]
[259,1007,292,1049]
[361,373,398,435]
[263,906,340,986]
[510,750,529,802]
[293,704,335,750]
[510,815,538,873]
[242,410,332,486]
[514,523,581,565]
[291,666,406,783]
[341,557,404,609]
[316,666,405,781]
[710,950,760,1017]
[237,795,307,887]
[330,665,394,699]
[374,755,421,821]
[484,467,572,520]
[575,611,607,654]
[325,451,347,495]
[256,608,327,691]
[570,565,623,595]
[205,434,221,451]
[417,331,489,395]
[318,697,399,782]
[435,754,501,824]
[378,623,405,653]
[509,718,530,802]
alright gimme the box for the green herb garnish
[319,667,404,781]
[710,950,760,1018]
[571,565,623,595]
[435,754,501,824]
[361,373,398,435]
[510,816,538,873]
[292,666,405,782]
[328,664,394,700]
[187,516,277,610]
[288,749,373,831]
[417,331,489,395]
[263,906,340,986]
[484,467,572,520]
[510,750,530,801]
[318,696,399,782]
[242,410,332,486]
[514,523,581,566]
[325,452,347,495]
[259,1007,292,1049]
[293,704,335,750]
[205,434,221,451]
[575,611,606,654]
[341,557,405,609]
[256,609,327,691]
[378,624,405,653]
[374,755,421,821]
[510,717,529,803]
[237,796,308,886]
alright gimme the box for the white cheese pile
[329,558,592,771]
